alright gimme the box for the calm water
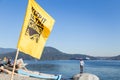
[25,60,120,80]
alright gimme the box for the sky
[0,0,120,57]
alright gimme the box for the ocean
[25,60,120,80]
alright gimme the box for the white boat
[17,69,62,80]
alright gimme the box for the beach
[0,74,44,80]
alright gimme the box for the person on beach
[0,66,12,74]
[0,58,27,74]
[80,59,84,73]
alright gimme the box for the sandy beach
[0,74,44,80]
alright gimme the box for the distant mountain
[0,47,96,60]
[107,55,120,60]
[0,48,15,54]
[41,47,97,60]
[0,47,120,60]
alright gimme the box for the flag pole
[10,48,19,80]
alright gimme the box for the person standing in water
[80,59,84,73]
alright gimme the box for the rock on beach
[73,73,99,80]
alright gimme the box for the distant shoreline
[0,47,120,60]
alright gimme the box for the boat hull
[17,69,61,80]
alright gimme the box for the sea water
[25,60,120,80]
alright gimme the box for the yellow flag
[17,0,55,59]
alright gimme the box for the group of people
[0,57,27,74]
[0,57,13,74]
[0,57,12,68]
